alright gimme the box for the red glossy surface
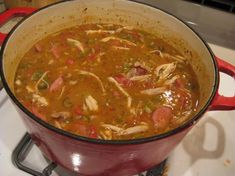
[0,8,36,44]
[17,105,190,176]
[210,57,235,110]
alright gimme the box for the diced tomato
[152,106,173,129]
[51,45,61,59]
[114,74,125,84]
[24,102,31,109]
[66,58,75,65]
[72,121,87,136]
[135,66,148,76]
[93,45,101,53]
[113,91,120,98]
[49,76,63,92]
[174,78,184,89]
[88,126,98,138]
[34,44,42,52]
[108,107,115,111]
[74,106,83,116]
[114,74,133,87]
[26,69,34,78]
[111,40,122,46]
[87,53,97,61]
[31,106,47,121]
[130,31,141,40]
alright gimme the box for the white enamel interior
[2,0,216,115]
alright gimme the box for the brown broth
[14,23,199,140]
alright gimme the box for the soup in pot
[14,23,199,140]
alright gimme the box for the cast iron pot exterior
[1,1,235,175]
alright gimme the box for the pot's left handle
[0,7,36,45]
[209,57,235,110]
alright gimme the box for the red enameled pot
[0,1,235,176]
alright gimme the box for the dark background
[186,0,235,13]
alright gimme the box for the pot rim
[0,0,219,145]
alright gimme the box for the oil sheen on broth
[14,23,199,140]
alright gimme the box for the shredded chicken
[58,86,65,99]
[101,124,124,133]
[108,77,132,108]
[118,123,148,135]
[67,38,84,53]
[155,63,176,80]
[77,70,106,94]
[123,26,134,30]
[101,36,136,46]
[69,80,78,85]
[164,75,179,85]
[15,79,22,86]
[96,52,105,62]
[175,55,186,60]
[115,28,123,33]
[97,24,103,29]
[85,95,98,111]
[149,50,186,63]
[141,87,166,95]
[174,111,192,125]
[164,53,186,63]
[100,130,112,140]
[102,24,114,27]
[51,111,71,119]
[102,122,148,136]
[129,74,151,81]
[48,59,54,65]
[149,49,164,58]
[126,68,138,78]
[26,85,34,93]
[32,94,49,106]
[85,29,115,34]
[82,103,88,112]
[112,46,130,50]
[54,120,62,129]
[116,26,134,33]
[130,108,137,115]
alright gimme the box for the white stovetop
[0,43,234,176]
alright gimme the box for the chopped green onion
[31,71,43,81]
[144,105,152,113]
[37,81,48,90]
[63,98,73,108]
[81,115,90,122]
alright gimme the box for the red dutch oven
[0,1,235,176]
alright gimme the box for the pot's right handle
[209,57,235,111]
[0,8,36,45]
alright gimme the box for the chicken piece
[155,63,176,80]
[140,87,166,95]
[32,94,49,107]
[67,38,84,53]
[85,95,98,111]
[51,111,71,120]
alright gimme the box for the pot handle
[209,56,235,110]
[0,7,36,45]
